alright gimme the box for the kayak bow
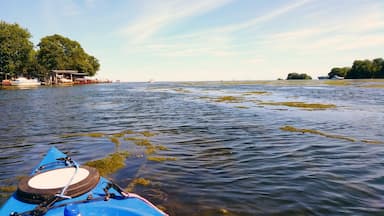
[0,147,167,216]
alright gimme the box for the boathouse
[50,70,88,85]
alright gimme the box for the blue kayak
[0,147,167,216]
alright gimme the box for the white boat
[10,77,41,86]
[58,77,74,85]
[330,75,344,80]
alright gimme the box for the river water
[0,80,384,215]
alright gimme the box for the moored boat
[58,78,74,86]
[10,77,41,87]
[0,147,167,216]
[1,79,12,86]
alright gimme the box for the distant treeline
[0,21,99,81]
[329,58,384,79]
[286,58,384,80]
[286,73,312,80]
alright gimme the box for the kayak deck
[0,147,167,216]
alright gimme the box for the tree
[346,60,373,79]
[372,58,384,78]
[328,67,350,78]
[0,21,34,78]
[37,34,99,77]
[287,73,312,80]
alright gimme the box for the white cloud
[264,3,384,53]
[120,0,233,43]
[213,0,313,33]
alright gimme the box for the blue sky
[1,0,383,81]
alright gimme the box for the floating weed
[360,84,384,88]
[124,137,168,155]
[86,132,105,138]
[361,139,384,144]
[124,137,141,141]
[156,205,167,213]
[235,106,249,109]
[145,146,157,155]
[260,101,336,110]
[130,138,152,147]
[323,80,352,86]
[139,131,157,137]
[85,151,130,176]
[122,130,135,135]
[147,156,177,162]
[125,177,151,192]
[242,91,269,95]
[60,132,105,138]
[214,96,242,103]
[0,185,16,193]
[132,177,151,186]
[280,125,356,142]
[111,132,125,138]
[144,145,169,155]
[109,137,121,146]
[156,145,169,151]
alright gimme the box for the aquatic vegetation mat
[260,101,336,110]
[323,80,352,86]
[0,185,17,193]
[147,156,177,162]
[281,125,384,144]
[214,96,243,103]
[85,151,130,176]
[62,129,176,177]
[242,91,269,95]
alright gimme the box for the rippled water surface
[1,80,384,215]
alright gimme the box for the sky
[0,0,383,81]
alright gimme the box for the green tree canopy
[346,60,373,79]
[287,73,312,80]
[326,58,384,79]
[328,67,350,78]
[0,21,34,78]
[37,34,99,76]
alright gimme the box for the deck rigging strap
[10,181,127,216]
[55,158,79,199]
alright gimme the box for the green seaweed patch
[121,130,135,135]
[280,125,356,142]
[260,101,336,110]
[125,177,152,192]
[132,177,151,186]
[360,84,384,88]
[156,145,169,151]
[85,151,130,176]
[242,91,269,95]
[214,96,242,103]
[60,132,105,138]
[111,132,125,138]
[109,137,121,146]
[0,185,17,193]
[361,139,384,144]
[125,137,152,147]
[323,80,352,86]
[147,156,177,162]
[235,106,249,109]
[124,137,168,155]
[145,145,169,155]
[139,131,157,137]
